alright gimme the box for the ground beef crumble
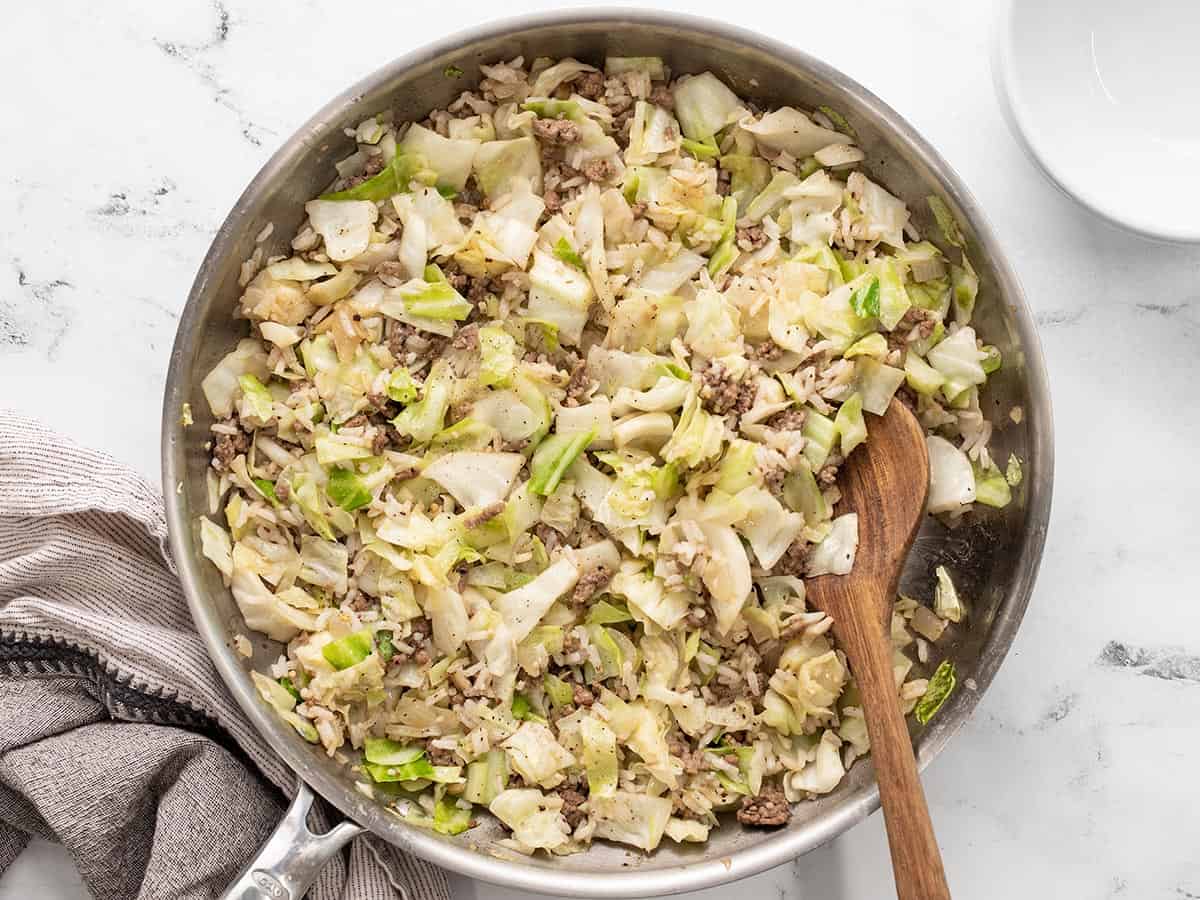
[571,566,612,606]
[534,522,562,554]
[736,223,768,252]
[649,83,674,109]
[212,421,250,471]
[462,501,505,530]
[562,360,592,407]
[750,339,784,361]
[532,117,582,145]
[736,781,792,827]
[697,361,744,415]
[425,744,459,767]
[581,158,617,183]
[774,541,809,578]
[574,70,605,100]
[669,736,706,776]
[888,306,937,349]
[557,786,588,830]
[766,408,807,431]
[450,323,479,351]
[572,683,595,708]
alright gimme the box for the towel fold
[0,410,450,900]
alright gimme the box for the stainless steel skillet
[161,10,1053,898]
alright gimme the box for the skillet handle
[220,781,364,900]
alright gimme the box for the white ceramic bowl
[994,0,1200,241]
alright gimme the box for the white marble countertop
[3,0,1199,897]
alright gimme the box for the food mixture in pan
[196,55,1018,853]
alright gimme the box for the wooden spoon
[805,397,950,900]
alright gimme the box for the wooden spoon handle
[840,597,951,900]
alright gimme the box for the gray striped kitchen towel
[0,410,450,900]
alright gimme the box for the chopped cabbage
[423,451,525,508]
[926,435,976,514]
[529,429,596,496]
[502,721,576,787]
[743,107,845,158]
[526,248,594,345]
[933,565,965,623]
[473,137,543,198]
[202,339,269,419]
[304,199,379,262]
[806,513,859,576]
[672,72,744,140]
[489,788,571,850]
[399,123,479,191]
[588,791,672,852]
[579,714,619,798]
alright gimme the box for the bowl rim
[162,8,1054,896]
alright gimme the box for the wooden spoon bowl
[805,398,950,900]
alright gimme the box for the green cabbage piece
[526,248,594,345]
[745,171,800,223]
[473,137,543,197]
[522,98,582,120]
[926,435,976,513]
[627,101,683,165]
[673,72,744,140]
[320,152,435,202]
[927,195,966,249]
[501,721,576,787]
[802,408,837,470]
[237,374,275,422]
[580,714,619,799]
[363,757,435,783]
[662,389,725,469]
[478,325,517,388]
[933,565,965,623]
[488,788,570,850]
[951,259,979,324]
[400,124,479,192]
[720,154,771,216]
[681,136,720,160]
[199,517,234,579]
[714,439,760,495]
[588,791,673,852]
[326,467,372,511]
[529,429,596,496]
[783,465,829,525]
[391,360,454,443]
[904,354,945,396]
[914,660,956,724]
[855,358,906,416]
[605,56,666,78]
[972,460,1012,508]
[250,671,318,743]
[553,236,587,272]
[364,738,425,766]
[398,279,472,321]
[1006,454,1023,487]
[927,326,986,402]
[322,629,374,670]
[848,277,881,319]
[431,418,498,452]
[433,797,474,836]
[203,339,270,419]
[464,749,510,805]
[585,599,633,625]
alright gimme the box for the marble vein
[1097,640,1200,684]
[152,0,270,146]
[2,261,74,359]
